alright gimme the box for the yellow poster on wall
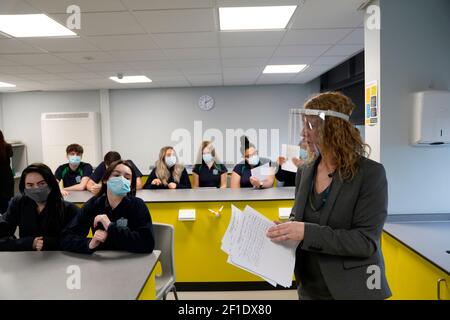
[365,81,378,126]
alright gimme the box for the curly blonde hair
[304,91,370,181]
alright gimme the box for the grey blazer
[291,156,391,300]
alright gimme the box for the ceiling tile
[57,72,102,80]
[25,0,127,13]
[158,79,192,88]
[221,46,276,59]
[222,66,263,78]
[3,53,69,65]
[281,29,353,45]
[133,9,215,33]
[268,56,316,65]
[109,50,167,61]
[13,73,65,81]
[164,48,220,60]
[220,31,285,47]
[87,35,159,51]
[273,45,330,57]
[339,28,364,45]
[78,62,137,72]
[323,44,363,56]
[21,37,100,53]
[54,51,116,63]
[49,12,146,36]
[122,0,213,10]
[0,65,44,74]
[0,39,43,54]
[153,32,218,49]
[35,64,90,73]
[221,58,268,67]
[291,0,364,29]
[312,56,347,66]
[127,60,175,70]
[0,0,40,14]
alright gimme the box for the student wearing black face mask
[0,163,80,251]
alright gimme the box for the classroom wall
[0,82,319,171]
[379,0,450,214]
[1,90,100,164]
[110,83,319,171]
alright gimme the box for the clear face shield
[288,108,350,158]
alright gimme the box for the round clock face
[198,95,214,111]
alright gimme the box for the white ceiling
[0,0,365,92]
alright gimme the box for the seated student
[275,140,310,187]
[61,160,154,254]
[231,136,275,189]
[143,146,191,190]
[192,141,227,188]
[55,144,93,196]
[87,151,143,193]
[0,163,79,251]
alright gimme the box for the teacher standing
[267,92,391,300]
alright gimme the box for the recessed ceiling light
[0,81,16,88]
[263,65,308,74]
[0,14,77,37]
[109,76,152,84]
[219,6,297,31]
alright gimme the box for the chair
[153,223,178,300]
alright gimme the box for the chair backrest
[152,223,176,281]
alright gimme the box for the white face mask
[165,155,177,168]
[247,154,259,166]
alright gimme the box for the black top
[143,167,191,189]
[232,160,271,188]
[55,162,93,188]
[0,195,79,251]
[192,162,227,188]
[275,166,296,187]
[90,160,143,183]
[0,144,14,199]
[296,163,333,299]
[60,194,154,254]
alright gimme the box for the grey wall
[110,83,319,171]
[380,0,450,214]
[2,90,100,163]
[1,82,319,171]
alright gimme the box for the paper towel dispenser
[411,91,450,146]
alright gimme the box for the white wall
[2,90,100,164]
[110,83,319,171]
[380,0,450,214]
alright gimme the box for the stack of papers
[250,162,276,181]
[221,205,298,287]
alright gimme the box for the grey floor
[166,290,298,300]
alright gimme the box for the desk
[382,214,450,300]
[0,250,160,300]
[66,188,295,286]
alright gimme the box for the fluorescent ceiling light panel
[219,6,297,30]
[263,64,308,74]
[0,81,16,88]
[0,14,77,37]
[109,76,152,83]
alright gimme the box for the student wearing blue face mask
[276,140,310,187]
[55,144,93,196]
[143,146,191,190]
[192,141,227,188]
[231,136,275,189]
[61,160,154,254]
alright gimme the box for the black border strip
[175,281,297,292]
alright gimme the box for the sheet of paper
[221,205,242,254]
[226,256,277,287]
[281,144,300,159]
[281,160,298,173]
[227,205,298,288]
[250,163,276,181]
